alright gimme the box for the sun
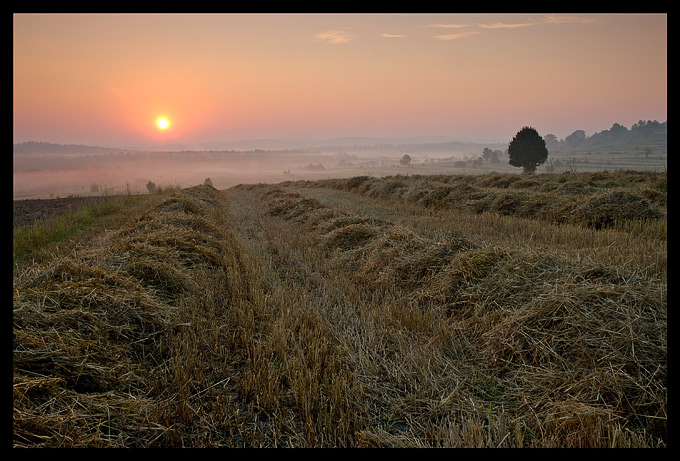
[156,117,169,130]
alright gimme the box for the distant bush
[400,154,412,166]
[303,163,325,171]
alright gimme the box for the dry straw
[14,172,666,447]
[13,185,233,447]
[309,170,666,231]
[253,176,666,447]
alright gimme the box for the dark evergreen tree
[508,126,548,174]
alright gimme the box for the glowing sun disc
[157,118,169,129]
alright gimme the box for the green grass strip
[13,196,141,262]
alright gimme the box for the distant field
[12,147,667,200]
[13,170,666,447]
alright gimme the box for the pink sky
[13,13,667,148]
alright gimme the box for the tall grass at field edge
[14,195,144,262]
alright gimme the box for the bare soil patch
[13,195,133,229]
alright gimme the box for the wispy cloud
[434,31,480,40]
[479,21,537,29]
[315,30,352,44]
[315,15,597,45]
[429,23,467,29]
[434,15,596,39]
[543,14,598,25]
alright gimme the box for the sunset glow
[157,118,169,130]
[13,13,666,148]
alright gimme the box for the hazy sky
[13,13,667,148]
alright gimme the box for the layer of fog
[13,131,667,200]
[13,141,510,199]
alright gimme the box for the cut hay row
[13,177,666,447]
[253,184,666,447]
[13,185,234,447]
[282,170,666,232]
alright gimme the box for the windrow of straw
[298,170,666,231]
[13,184,234,447]
[253,184,666,446]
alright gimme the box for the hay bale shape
[574,190,661,229]
[325,223,379,251]
[13,184,232,447]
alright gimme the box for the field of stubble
[13,170,666,447]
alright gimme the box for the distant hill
[13,141,128,155]
[14,120,666,156]
[12,138,508,155]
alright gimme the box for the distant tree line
[543,120,666,153]
[476,120,666,173]
[13,141,126,155]
[481,148,502,164]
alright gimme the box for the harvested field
[13,172,667,447]
[295,170,667,232]
[14,185,237,447]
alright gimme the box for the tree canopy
[543,120,666,153]
[508,126,548,174]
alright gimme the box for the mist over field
[13,120,666,200]
[12,138,505,199]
